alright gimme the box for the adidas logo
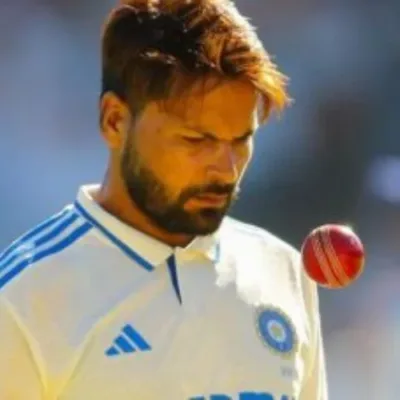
[105,324,152,357]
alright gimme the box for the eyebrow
[186,126,255,141]
[206,129,254,141]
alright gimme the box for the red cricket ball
[301,224,365,289]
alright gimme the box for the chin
[190,210,227,235]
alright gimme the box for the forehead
[159,78,261,135]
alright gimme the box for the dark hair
[101,0,289,122]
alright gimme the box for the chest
[57,267,309,400]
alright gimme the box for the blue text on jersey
[189,392,294,400]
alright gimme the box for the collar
[74,184,220,271]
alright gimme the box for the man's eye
[235,134,252,144]
[183,136,205,143]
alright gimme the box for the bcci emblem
[256,307,297,357]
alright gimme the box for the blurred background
[0,0,399,398]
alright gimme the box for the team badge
[256,307,297,357]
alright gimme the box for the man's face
[121,78,260,236]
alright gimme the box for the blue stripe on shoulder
[74,201,154,271]
[0,222,92,290]
[0,207,71,264]
[0,212,80,271]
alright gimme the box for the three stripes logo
[105,324,152,357]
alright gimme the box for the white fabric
[0,184,327,400]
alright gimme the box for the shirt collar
[74,184,220,269]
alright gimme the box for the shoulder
[220,216,300,261]
[219,216,318,304]
[0,205,93,295]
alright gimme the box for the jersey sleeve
[299,277,329,400]
[0,297,44,399]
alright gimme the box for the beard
[120,142,239,236]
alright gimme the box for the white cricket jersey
[0,184,327,400]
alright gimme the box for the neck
[95,170,194,248]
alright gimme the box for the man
[0,0,327,399]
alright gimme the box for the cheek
[149,148,196,192]
[236,141,253,173]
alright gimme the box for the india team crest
[256,307,298,357]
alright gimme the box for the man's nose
[206,143,238,184]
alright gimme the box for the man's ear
[99,92,131,150]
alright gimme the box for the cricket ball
[301,224,365,289]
